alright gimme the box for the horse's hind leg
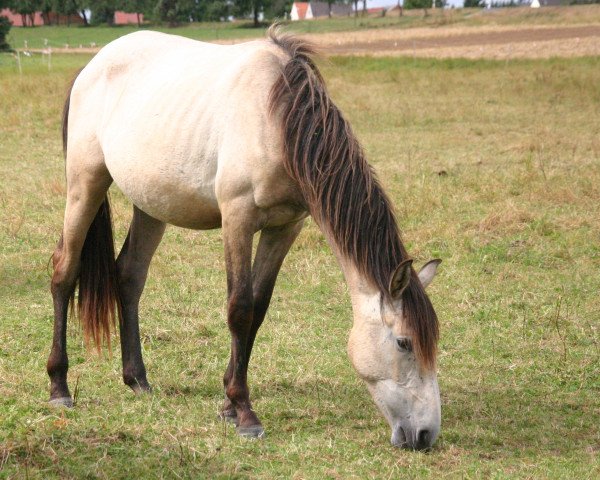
[48,172,112,406]
[221,220,304,426]
[116,206,165,394]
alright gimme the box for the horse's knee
[227,296,253,330]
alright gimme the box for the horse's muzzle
[391,425,436,451]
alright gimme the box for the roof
[294,2,309,19]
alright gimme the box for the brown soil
[311,24,600,59]
[28,23,600,59]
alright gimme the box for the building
[0,9,143,27]
[0,9,82,26]
[290,2,353,21]
[113,11,145,25]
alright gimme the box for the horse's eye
[396,337,412,352]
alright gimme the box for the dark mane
[268,27,438,369]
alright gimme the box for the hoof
[131,384,152,395]
[49,396,73,408]
[126,378,152,395]
[237,425,265,439]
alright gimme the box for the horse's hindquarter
[74,32,303,231]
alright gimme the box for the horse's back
[67,31,296,230]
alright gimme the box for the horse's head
[347,259,441,450]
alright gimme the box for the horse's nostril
[416,429,431,450]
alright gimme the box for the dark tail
[75,197,121,353]
[63,71,121,353]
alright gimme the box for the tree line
[1,0,292,27]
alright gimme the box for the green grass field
[0,45,599,478]
[6,5,600,50]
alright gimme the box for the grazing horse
[48,28,442,450]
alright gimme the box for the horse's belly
[107,155,222,230]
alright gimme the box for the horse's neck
[324,232,381,326]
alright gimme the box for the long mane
[268,27,438,369]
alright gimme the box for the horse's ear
[418,259,442,289]
[389,259,413,300]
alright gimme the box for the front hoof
[49,396,73,408]
[237,425,265,439]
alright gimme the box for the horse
[48,27,442,450]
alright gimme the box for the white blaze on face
[347,259,442,450]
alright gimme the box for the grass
[6,5,600,50]
[1,48,599,478]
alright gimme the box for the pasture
[1,30,599,479]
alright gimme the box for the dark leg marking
[116,207,165,394]
[221,220,304,434]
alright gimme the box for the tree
[121,0,152,26]
[153,0,198,26]
[47,0,82,26]
[89,0,117,25]
[204,0,230,21]
[265,0,287,19]
[233,0,271,27]
[463,0,483,6]
[404,0,444,15]
[0,0,11,50]
[10,0,42,27]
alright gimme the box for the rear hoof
[126,378,152,395]
[130,384,152,395]
[49,396,73,408]
[237,425,265,439]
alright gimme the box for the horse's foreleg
[116,207,165,394]
[221,220,304,422]
[48,178,111,406]
[221,209,263,436]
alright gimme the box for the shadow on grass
[1,429,237,479]
[440,383,597,456]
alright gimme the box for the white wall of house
[290,3,300,21]
[290,3,319,21]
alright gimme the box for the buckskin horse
[48,27,442,450]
